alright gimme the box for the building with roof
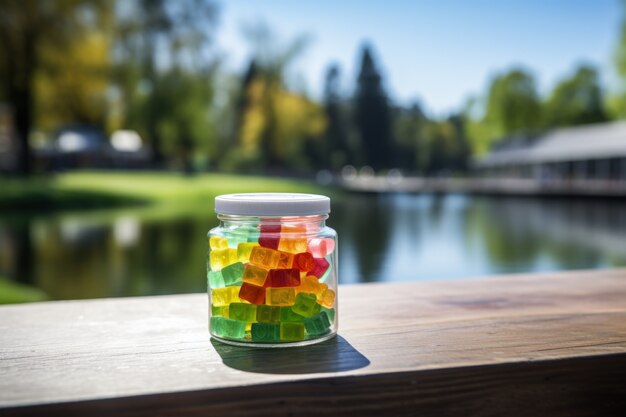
[473,121,626,184]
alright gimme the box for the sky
[214,0,621,116]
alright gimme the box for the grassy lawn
[0,171,338,211]
[0,277,48,304]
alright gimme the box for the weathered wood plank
[1,269,626,416]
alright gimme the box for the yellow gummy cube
[266,287,296,306]
[278,226,307,254]
[210,248,237,270]
[296,275,327,297]
[212,286,241,307]
[317,288,336,308]
[209,236,229,250]
[249,246,280,269]
[242,264,269,287]
[237,242,259,262]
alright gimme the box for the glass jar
[207,193,338,347]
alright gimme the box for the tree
[613,0,626,118]
[149,68,215,173]
[35,31,111,131]
[322,64,350,170]
[221,23,326,173]
[354,44,393,171]
[112,0,217,166]
[543,65,606,128]
[0,0,109,175]
[484,68,541,139]
[393,102,427,172]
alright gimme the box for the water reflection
[0,194,625,301]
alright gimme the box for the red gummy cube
[259,224,281,249]
[309,257,330,278]
[293,252,315,272]
[239,282,266,304]
[266,268,301,287]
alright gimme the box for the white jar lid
[215,193,330,216]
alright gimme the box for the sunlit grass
[0,171,338,211]
[0,277,48,304]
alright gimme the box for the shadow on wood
[211,335,370,374]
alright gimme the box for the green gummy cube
[251,322,280,342]
[256,305,280,323]
[210,316,246,339]
[304,311,331,336]
[208,270,225,288]
[321,306,336,323]
[280,322,304,341]
[221,262,244,286]
[237,225,260,243]
[229,302,257,322]
[211,305,226,317]
[279,306,305,323]
[291,293,321,317]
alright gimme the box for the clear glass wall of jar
[207,194,337,347]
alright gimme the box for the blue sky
[214,0,621,115]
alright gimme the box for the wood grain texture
[1,269,626,416]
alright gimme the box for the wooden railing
[1,269,625,416]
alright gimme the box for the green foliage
[354,44,393,171]
[543,65,606,128]
[465,68,542,155]
[219,27,327,173]
[485,68,541,137]
[321,64,352,170]
[0,0,112,175]
[111,0,218,166]
[611,0,626,118]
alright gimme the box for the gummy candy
[266,268,300,287]
[238,282,265,305]
[229,302,257,322]
[251,322,280,342]
[309,257,330,278]
[212,286,240,307]
[321,306,335,323]
[209,236,228,250]
[296,275,328,297]
[304,311,331,336]
[266,287,296,306]
[278,225,307,253]
[221,262,244,286]
[237,242,259,262]
[307,238,335,258]
[280,322,305,341]
[256,304,281,322]
[211,316,246,339]
[249,246,280,269]
[279,306,305,322]
[207,270,225,288]
[293,252,314,272]
[242,264,269,287]
[277,251,294,268]
[291,292,321,317]
[318,288,336,308]
[209,216,337,343]
[259,224,280,249]
[210,248,237,270]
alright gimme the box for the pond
[1,193,625,301]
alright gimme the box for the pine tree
[354,44,393,171]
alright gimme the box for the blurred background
[1,0,625,304]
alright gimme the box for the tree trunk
[12,29,36,176]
